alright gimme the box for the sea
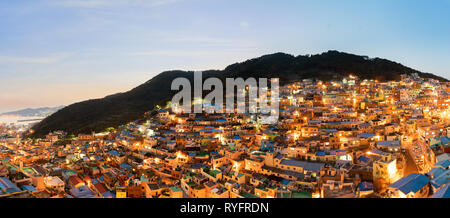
[0,115,45,126]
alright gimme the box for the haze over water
[0,115,44,125]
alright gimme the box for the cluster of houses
[0,73,449,198]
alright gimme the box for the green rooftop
[170,186,183,192]
[209,170,221,177]
[241,192,259,198]
[292,191,312,198]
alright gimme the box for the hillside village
[1,73,450,198]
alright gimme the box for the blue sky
[0,0,449,112]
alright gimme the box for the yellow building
[373,153,401,191]
[116,187,127,198]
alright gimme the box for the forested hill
[29,50,448,137]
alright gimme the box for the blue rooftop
[441,136,450,144]
[358,182,374,191]
[316,151,326,156]
[430,169,450,189]
[279,159,325,172]
[0,177,21,194]
[377,141,401,147]
[358,155,370,163]
[358,133,376,138]
[102,191,116,198]
[70,185,96,198]
[432,183,450,198]
[435,160,450,169]
[389,173,429,194]
[108,150,121,156]
[21,185,37,192]
[281,179,292,185]
[120,163,131,171]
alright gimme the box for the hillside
[29,50,448,137]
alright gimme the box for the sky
[1,0,449,113]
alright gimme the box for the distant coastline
[0,106,63,126]
[0,115,44,125]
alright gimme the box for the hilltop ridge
[30,50,448,137]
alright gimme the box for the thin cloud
[48,0,182,8]
[150,0,181,7]
[164,36,239,47]
[49,0,111,8]
[0,53,71,64]
[240,21,250,28]
[126,48,258,57]
[162,35,259,48]
[127,50,219,57]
